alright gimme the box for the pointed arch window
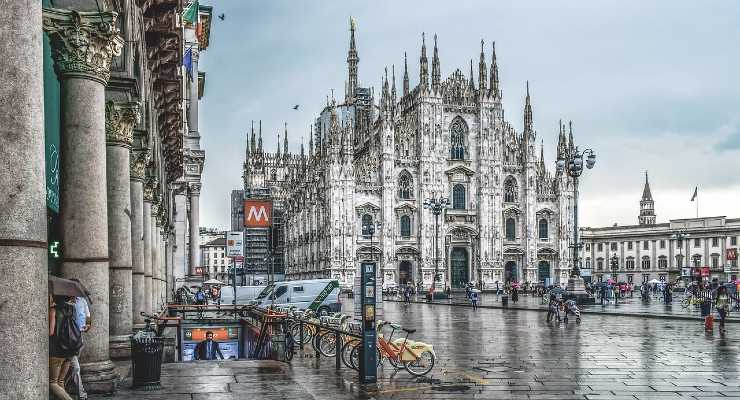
[504,176,518,203]
[450,117,467,160]
[538,218,548,240]
[505,217,516,240]
[398,172,413,199]
[453,184,466,209]
[400,215,411,238]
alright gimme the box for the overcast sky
[198,1,740,230]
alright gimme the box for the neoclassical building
[243,21,580,290]
[581,174,740,284]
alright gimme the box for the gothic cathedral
[243,20,578,289]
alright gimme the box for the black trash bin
[131,326,164,390]
[501,296,509,306]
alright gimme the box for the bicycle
[681,295,702,309]
[350,321,436,376]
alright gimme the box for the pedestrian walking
[69,294,90,400]
[445,286,451,299]
[49,295,82,400]
[715,286,730,333]
[600,284,607,305]
[470,290,479,310]
[511,287,519,303]
[495,281,501,296]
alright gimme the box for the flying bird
[218,13,225,21]
[293,105,300,110]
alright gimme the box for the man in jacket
[194,331,224,360]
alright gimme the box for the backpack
[196,291,205,301]
[57,304,83,354]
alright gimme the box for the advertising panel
[226,231,244,257]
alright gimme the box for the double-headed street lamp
[556,146,596,278]
[423,196,449,292]
[362,218,382,265]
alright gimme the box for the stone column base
[109,334,131,360]
[80,359,118,394]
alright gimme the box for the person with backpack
[49,295,82,400]
[195,287,207,305]
[68,295,90,399]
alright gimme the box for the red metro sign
[244,200,272,228]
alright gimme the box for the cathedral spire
[431,34,441,90]
[556,119,565,160]
[276,131,281,157]
[250,120,256,154]
[346,16,359,103]
[539,139,545,172]
[469,59,475,89]
[489,41,500,98]
[403,52,409,96]
[419,32,428,89]
[308,124,314,157]
[284,122,289,155]
[639,171,656,225]
[391,64,397,106]
[300,136,305,158]
[479,39,487,92]
[524,81,533,133]
[568,120,575,154]
[258,120,263,154]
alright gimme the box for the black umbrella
[48,275,93,304]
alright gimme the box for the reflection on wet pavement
[97,300,740,399]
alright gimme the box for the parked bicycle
[349,321,436,376]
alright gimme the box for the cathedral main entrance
[505,261,517,283]
[538,261,550,283]
[450,247,469,288]
[398,261,412,285]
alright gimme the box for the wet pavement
[96,300,740,399]
[387,292,739,321]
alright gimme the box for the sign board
[727,248,738,261]
[226,231,244,257]
[195,267,205,276]
[244,200,273,227]
[580,268,592,277]
[681,268,691,277]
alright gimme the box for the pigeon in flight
[293,105,300,110]
[218,13,225,21]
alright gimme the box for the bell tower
[639,171,656,225]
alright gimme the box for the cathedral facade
[243,21,580,289]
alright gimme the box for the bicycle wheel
[290,323,312,346]
[349,343,381,370]
[342,339,360,369]
[403,350,435,376]
[285,331,295,362]
[318,331,338,357]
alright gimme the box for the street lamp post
[556,146,596,302]
[610,253,619,304]
[423,196,449,295]
[671,231,689,283]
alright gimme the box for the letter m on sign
[244,200,273,227]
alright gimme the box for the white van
[220,285,266,305]
[255,279,341,315]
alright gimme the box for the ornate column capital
[42,8,123,85]
[189,182,202,196]
[130,148,151,182]
[143,176,158,202]
[105,101,141,147]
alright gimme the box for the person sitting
[194,331,224,360]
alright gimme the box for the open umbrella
[649,279,661,284]
[606,279,616,284]
[48,275,92,304]
[203,279,224,285]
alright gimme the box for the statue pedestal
[566,276,595,305]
